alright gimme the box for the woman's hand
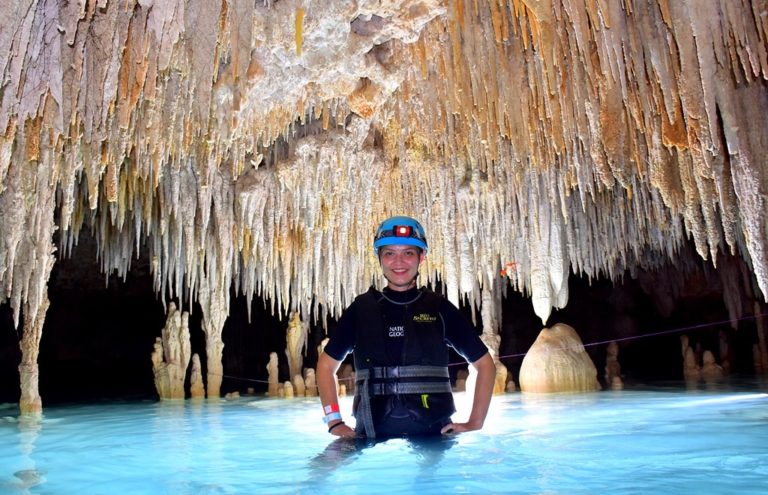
[328,421,356,438]
[440,420,482,435]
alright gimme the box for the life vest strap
[367,365,449,380]
[356,366,452,396]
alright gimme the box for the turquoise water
[1,381,767,494]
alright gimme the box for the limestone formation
[604,341,623,390]
[339,363,356,395]
[286,311,309,382]
[701,350,724,382]
[189,354,206,399]
[18,294,51,415]
[2,1,768,411]
[292,374,306,397]
[282,380,294,398]
[304,369,318,397]
[683,349,701,382]
[266,352,280,397]
[519,323,600,393]
[480,282,511,394]
[151,303,192,400]
[198,277,229,399]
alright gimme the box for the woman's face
[378,245,425,291]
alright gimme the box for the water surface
[1,380,766,494]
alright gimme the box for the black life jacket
[351,287,456,437]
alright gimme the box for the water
[1,381,767,494]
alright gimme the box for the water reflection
[305,434,458,487]
[10,415,44,493]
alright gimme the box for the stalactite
[1,1,767,402]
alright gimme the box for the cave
[1,0,767,412]
[2,2,768,492]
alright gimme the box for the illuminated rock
[292,374,306,397]
[480,284,510,394]
[519,323,600,393]
[266,352,280,397]
[190,354,206,399]
[286,312,308,382]
[151,303,192,400]
[199,278,228,399]
[681,336,701,381]
[283,381,294,398]
[304,369,318,397]
[339,363,355,395]
[701,350,724,382]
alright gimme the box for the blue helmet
[373,216,428,255]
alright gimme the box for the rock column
[199,279,228,399]
[285,311,308,387]
[479,282,510,394]
[19,294,50,415]
[151,303,192,399]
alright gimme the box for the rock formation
[266,351,280,397]
[304,368,318,397]
[701,350,724,382]
[198,277,229,399]
[480,279,511,394]
[604,341,623,390]
[519,323,600,393]
[285,311,308,382]
[151,303,192,400]
[189,354,206,399]
[1,1,768,410]
[681,335,701,382]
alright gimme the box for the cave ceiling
[0,0,767,330]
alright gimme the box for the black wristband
[328,421,345,433]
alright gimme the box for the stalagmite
[266,352,280,397]
[479,280,511,394]
[198,275,229,399]
[604,341,623,390]
[151,303,192,400]
[681,336,701,382]
[339,363,356,395]
[304,369,318,397]
[519,323,600,393]
[701,350,724,382]
[283,380,294,398]
[190,354,206,399]
[285,311,308,382]
[292,374,306,397]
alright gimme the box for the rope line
[209,313,767,384]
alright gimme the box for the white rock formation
[519,323,600,393]
[151,303,192,400]
[285,311,309,383]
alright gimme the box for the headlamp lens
[394,226,412,237]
